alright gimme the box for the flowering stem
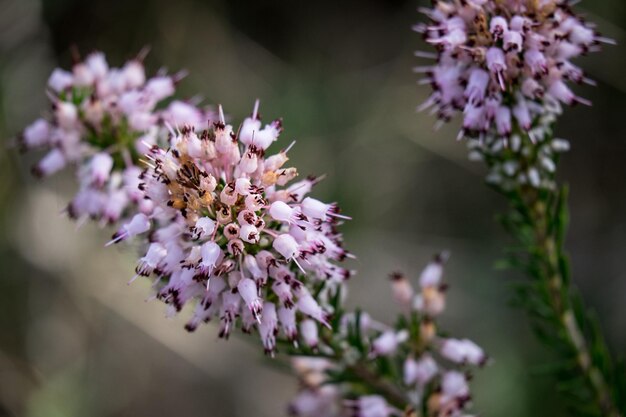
[495,180,623,417]
[283,331,410,410]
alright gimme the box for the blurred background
[1,0,625,416]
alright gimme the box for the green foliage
[492,173,625,416]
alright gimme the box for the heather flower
[412,255,448,317]
[389,271,414,309]
[404,354,438,386]
[117,102,351,353]
[440,338,487,366]
[416,0,613,188]
[288,385,341,417]
[289,357,342,417]
[19,50,216,225]
[344,396,400,417]
[371,330,409,357]
[288,255,486,417]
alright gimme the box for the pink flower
[440,338,487,366]
[417,0,611,143]
[345,396,398,417]
[121,102,349,348]
[19,50,206,226]
[404,354,438,386]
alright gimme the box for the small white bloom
[278,305,297,341]
[136,242,167,276]
[55,102,78,129]
[419,259,443,287]
[259,302,278,355]
[48,68,73,92]
[238,278,263,318]
[300,319,319,348]
[441,371,469,400]
[273,233,300,260]
[22,119,50,149]
[404,354,438,386]
[371,330,408,356]
[34,148,66,177]
[89,153,114,187]
[441,338,487,366]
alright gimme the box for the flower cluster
[288,255,486,417]
[114,102,352,353]
[416,0,612,188]
[19,50,215,224]
[17,49,490,414]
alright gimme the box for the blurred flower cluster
[19,50,216,224]
[415,0,612,189]
[288,256,486,417]
[117,103,352,350]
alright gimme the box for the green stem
[512,185,621,417]
[522,189,620,417]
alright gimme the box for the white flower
[109,213,151,244]
[300,319,319,349]
[404,354,438,386]
[371,330,408,357]
[48,68,73,92]
[288,386,340,417]
[345,396,396,417]
[440,338,487,366]
[21,119,50,149]
[238,278,263,319]
[419,258,443,287]
[135,242,167,277]
[441,371,470,402]
[389,272,414,309]
[259,302,278,355]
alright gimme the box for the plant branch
[346,363,409,409]
[283,334,410,411]
[500,182,623,417]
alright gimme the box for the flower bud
[278,306,297,341]
[238,278,263,318]
[259,302,278,355]
[404,354,438,386]
[269,201,294,222]
[193,217,216,239]
[48,69,73,92]
[300,319,318,348]
[239,224,260,244]
[440,338,487,366]
[55,102,78,129]
[22,119,50,149]
[90,153,114,187]
[273,234,300,260]
[136,242,167,276]
[33,148,66,177]
[371,330,408,357]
